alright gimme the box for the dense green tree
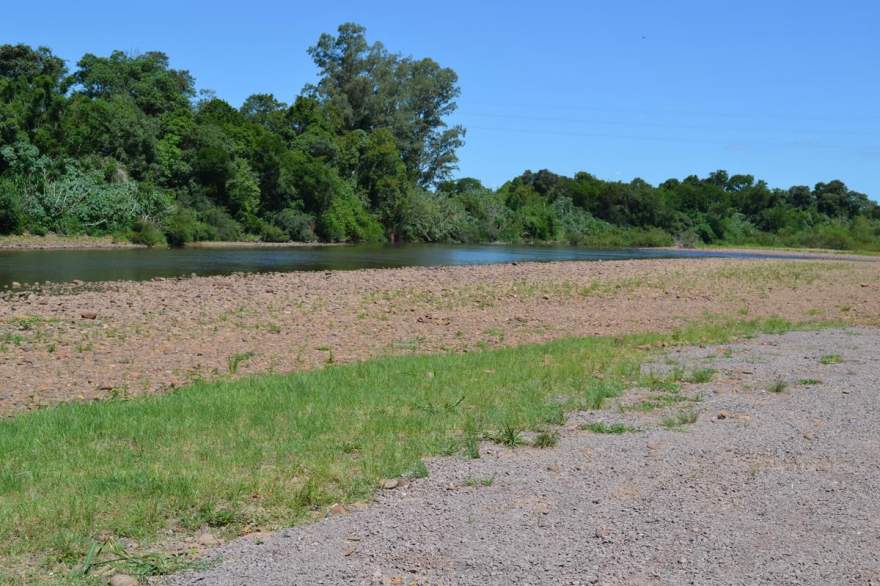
[306,23,464,186]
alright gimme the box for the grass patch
[768,379,788,393]
[819,353,844,365]
[464,476,495,488]
[532,430,559,448]
[687,368,716,384]
[0,316,833,582]
[580,422,640,434]
[226,351,255,374]
[799,378,821,386]
[661,410,699,430]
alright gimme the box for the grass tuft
[532,431,559,448]
[687,368,716,384]
[768,379,788,393]
[661,410,699,430]
[580,422,640,434]
[227,351,255,374]
[819,353,844,365]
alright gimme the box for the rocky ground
[2,257,880,415]
[161,327,880,586]
[0,234,143,249]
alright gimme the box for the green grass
[799,378,822,386]
[819,353,844,365]
[532,430,559,448]
[687,367,716,384]
[579,422,640,434]
[768,379,788,393]
[0,316,833,583]
[661,410,700,429]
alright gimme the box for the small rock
[80,311,98,320]
[329,503,346,515]
[380,479,399,490]
[803,432,815,440]
[108,575,139,586]
[11,281,21,288]
[716,411,729,420]
[594,527,611,541]
[343,545,358,556]
[546,464,561,472]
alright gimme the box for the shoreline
[1,256,878,416]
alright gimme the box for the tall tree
[306,23,465,187]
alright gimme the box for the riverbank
[162,327,880,586]
[2,321,877,584]
[0,234,145,250]
[2,257,879,415]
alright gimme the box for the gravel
[161,328,880,585]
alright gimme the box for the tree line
[1,23,878,250]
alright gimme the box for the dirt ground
[2,257,879,415]
[161,327,880,585]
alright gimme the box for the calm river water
[0,243,819,287]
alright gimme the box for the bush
[318,187,384,242]
[274,206,316,241]
[257,220,288,243]
[163,206,202,247]
[200,207,243,241]
[32,167,172,234]
[0,178,25,235]
[129,219,167,247]
[399,189,471,242]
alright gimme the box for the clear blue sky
[3,0,878,196]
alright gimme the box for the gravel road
[163,328,880,585]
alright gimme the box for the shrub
[257,220,288,243]
[163,206,202,247]
[274,206,316,241]
[0,178,25,235]
[318,187,384,242]
[399,188,471,242]
[200,207,243,241]
[129,219,167,247]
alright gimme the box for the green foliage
[0,177,24,234]
[317,186,384,242]
[0,33,876,248]
[273,206,316,242]
[128,219,166,247]
[162,206,211,247]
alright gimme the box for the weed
[464,475,495,488]
[768,379,788,393]
[661,410,699,429]
[405,460,430,480]
[490,423,522,447]
[799,378,821,385]
[227,351,255,374]
[532,430,559,448]
[580,422,639,434]
[688,368,716,384]
[819,354,843,365]
[463,416,481,459]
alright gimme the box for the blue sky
[3,0,878,196]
